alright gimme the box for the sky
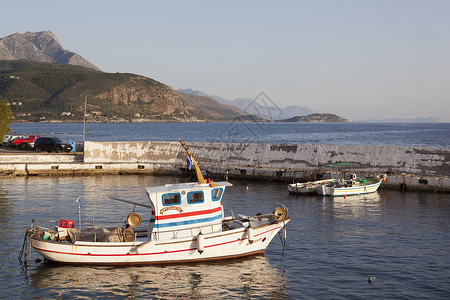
[1,0,449,122]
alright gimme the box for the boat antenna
[92,190,97,226]
[76,195,82,231]
[83,95,87,143]
[179,139,206,184]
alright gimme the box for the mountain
[0,60,245,122]
[0,30,101,71]
[177,89,317,120]
[278,113,355,123]
[177,88,210,97]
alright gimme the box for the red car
[12,135,39,149]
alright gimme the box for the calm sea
[1,122,449,299]
[0,175,448,299]
[9,122,450,148]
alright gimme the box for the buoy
[127,212,142,228]
[247,225,254,244]
[344,195,347,199]
[197,232,204,254]
[123,228,135,242]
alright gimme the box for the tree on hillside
[0,98,14,141]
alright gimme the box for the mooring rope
[18,229,32,262]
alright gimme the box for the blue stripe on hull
[154,214,222,229]
[333,182,381,197]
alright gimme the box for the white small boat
[288,179,338,195]
[316,174,386,197]
[24,140,290,265]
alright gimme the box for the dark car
[34,137,73,153]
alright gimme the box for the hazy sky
[2,0,449,121]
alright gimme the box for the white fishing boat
[288,179,338,195]
[23,140,290,265]
[316,174,386,197]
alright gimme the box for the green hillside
[0,60,244,122]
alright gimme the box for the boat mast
[179,139,206,184]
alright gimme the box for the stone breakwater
[1,141,449,192]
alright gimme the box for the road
[0,146,77,155]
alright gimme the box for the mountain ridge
[177,88,317,120]
[0,30,101,71]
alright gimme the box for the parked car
[34,137,73,153]
[1,135,13,146]
[12,135,39,149]
[2,134,24,147]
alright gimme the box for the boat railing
[30,219,150,243]
[73,229,145,243]
[151,213,280,241]
[153,223,220,241]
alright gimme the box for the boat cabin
[145,181,232,241]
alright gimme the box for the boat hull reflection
[29,256,287,299]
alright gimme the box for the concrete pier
[1,141,449,192]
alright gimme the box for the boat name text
[160,206,183,215]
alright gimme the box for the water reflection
[28,256,287,299]
[0,185,12,226]
[328,192,384,218]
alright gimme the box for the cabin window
[211,188,223,201]
[187,191,204,204]
[162,193,181,206]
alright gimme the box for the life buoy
[272,205,289,223]
[127,212,142,228]
[123,228,135,242]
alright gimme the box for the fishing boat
[288,179,338,195]
[23,140,290,265]
[315,174,386,197]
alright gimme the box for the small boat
[288,179,338,195]
[316,174,386,197]
[23,140,290,265]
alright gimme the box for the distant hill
[278,113,355,123]
[0,30,101,71]
[0,60,246,122]
[360,117,441,123]
[177,89,316,120]
[231,98,316,120]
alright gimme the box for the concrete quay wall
[82,141,449,192]
[83,141,449,176]
[1,141,449,192]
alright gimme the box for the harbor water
[9,122,450,148]
[1,122,449,298]
[0,175,449,299]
